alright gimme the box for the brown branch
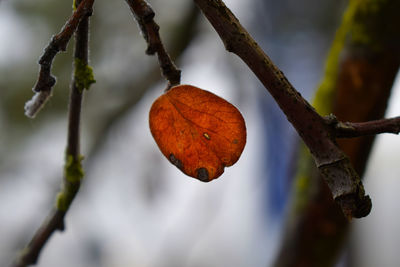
[24,0,94,118]
[272,1,400,265]
[12,1,93,266]
[194,0,371,219]
[11,210,66,267]
[334,116,400,138]
[87,5,199,164]
[124,0,181,87]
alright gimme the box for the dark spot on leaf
[196,168,209,182]
[169,153,183,170]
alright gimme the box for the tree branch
[194,0,371,219]
[12,1,93,266]
[333,116,400,138]
[273,0,400,265]
[24,0,94,118]
[124,0,181,87]
[87,5,199,163]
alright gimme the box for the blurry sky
[0,0,399,267]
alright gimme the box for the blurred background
[1,0,399,266]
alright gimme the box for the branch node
[141,6,155,22]
[146,44,157,55]
[324,113,338,125]
[318,157,371,219]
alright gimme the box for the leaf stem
[124,0,181,87]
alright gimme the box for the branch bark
[87,5,199,162]
[333,116,400,138]
[124,0,181,87]
[194,0,371,219]
[273,0,400,265]
[12,1,93,266]
[24,0,94,118]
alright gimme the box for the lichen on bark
[74,58,96,92]
[56,154,84,212]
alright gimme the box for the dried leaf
[149,84,246,182]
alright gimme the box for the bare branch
[274,0,400,264]
[24,0,94,118]
[194,0,371,219]
[334,116,400,138]
[87,5,199,162]
[124,0,181,87]
[12,1,93,266]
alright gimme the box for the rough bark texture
[194,0,371,219]
[274,0,400,266]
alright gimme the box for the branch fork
[17,0,400,266]
[192,0,399,220]
[24,0,94,118]
[17,0,183,265]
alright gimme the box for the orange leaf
[149,84,246,182]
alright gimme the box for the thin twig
[87,5,199,162]
[194,0,371,219]
[24,0,94,118]
[334,116,400,138]
[12,1,93,266]
[124,0,181,87]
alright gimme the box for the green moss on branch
[74,58,96,92]
[56,154,84,212]
[313,1,357,116]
